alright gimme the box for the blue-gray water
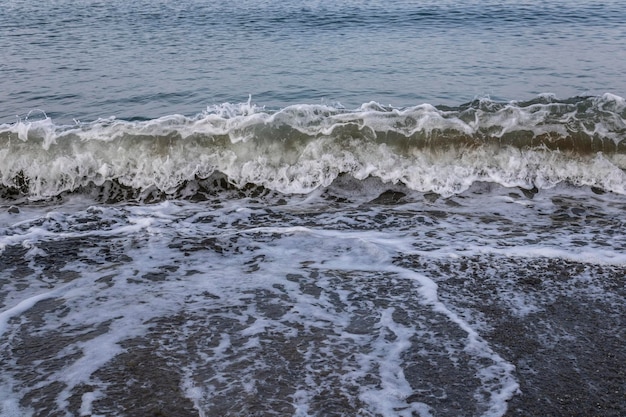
[2,0,626,123]
[1,1,625,417]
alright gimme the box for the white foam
[181,371,207,417]
[291,389,311,417]
[79,391,103,417]
[2,96,626,199]
[358,308,434,417]
[0,284,72,337]
[0,384,33,417]
[243,225,519,415]
[395,267,519,417]
[2,186,624,415]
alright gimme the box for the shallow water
[1,183,625,416]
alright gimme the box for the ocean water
[1,1,625,416]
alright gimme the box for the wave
[1,94,625,202]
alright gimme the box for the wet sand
[4,254,624,416]
[426,256,626,417]
[2,187,625,416]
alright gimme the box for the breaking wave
[1,94,625,201]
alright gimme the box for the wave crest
[1,95,625,201]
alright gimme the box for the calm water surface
[2,0,625,122]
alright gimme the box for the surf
[1,95,625,202]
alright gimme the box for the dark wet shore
[4,254,624,416]
[422,256,626,417]
[1,186,625,416]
